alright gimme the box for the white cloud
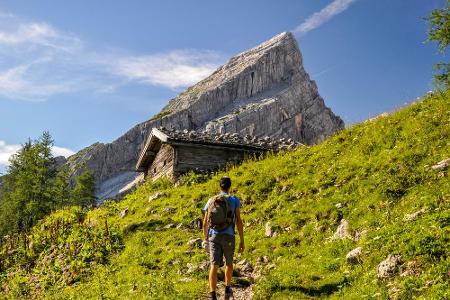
[0,13,83,101]
[0,141,21,166]
[52,146,75,158]
[0,19,81,52]
[109,50,222,89]
[0,62,73,101]
[293,0,358,36]
[0,12,224,100]
[0,140,75,167]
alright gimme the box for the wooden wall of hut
[173,144,259,176]
[148,143,175,180]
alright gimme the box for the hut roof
[135,127,301,172]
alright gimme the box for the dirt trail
[228,284,253,300]
[202,282,254,300]
[201,257,256,299]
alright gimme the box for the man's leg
[209,265,219,292]
[225,264,233,286]
[208,235,222,299]
[223,235,235,298]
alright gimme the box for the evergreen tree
[0,132,72,236]
[71,170,96,209]
[426,0,450,89]
[52,166,72,209]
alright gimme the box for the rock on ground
[400,260,420,277]
[187,238,203,249]
[149,191,164,201]
[199,260,210,271]
[403,208,428,222]
[163,207,176,214]
[236,259,254,273]
[346,247,362,264]
[377,255,403,279]
[119,207,128,218]
[430,158,450,171]
[265,222,273,237]
[332,219,351,240]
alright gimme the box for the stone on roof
[156,127,303,151]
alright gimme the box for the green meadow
[1,90,449,299]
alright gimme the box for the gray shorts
[209,234,235,266]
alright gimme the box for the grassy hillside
[1,91,449,299]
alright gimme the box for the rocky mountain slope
[66,32,344,200]
[0,91,448,299]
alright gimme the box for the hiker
[203,176,245,300]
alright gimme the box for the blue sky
[0,0,446,172]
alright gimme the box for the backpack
[207,194,234,231]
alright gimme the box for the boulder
[377,255,403,279]
[265,222,273,237]
[430,158,450,171]
[332,219,351,240]
[236,259,253,273]
[346,247,362,264]
[186,263,198,274]
[187,238,203,249]
[163,207,176,214]
[148,191,164,201]
[403,208,428,222]
[198,260,210,271]
[119,208,129,219]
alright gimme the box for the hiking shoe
[224,287,233,300]
[209,291,218,300]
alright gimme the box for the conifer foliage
[427,0,450,88]
[0,132,95,237]
[71,171,96,209]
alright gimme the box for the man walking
[203,176,245,300]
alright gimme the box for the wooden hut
[136,127,299,181]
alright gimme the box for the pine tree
[52,166,72,209]
[71,170,96,209]
[426,0,450,89]
[0,132,72,236]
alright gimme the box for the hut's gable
[148,143,175,180]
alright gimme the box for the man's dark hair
[220,176,231,190]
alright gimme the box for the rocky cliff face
[67,32,344,200]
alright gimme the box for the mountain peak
[162,32,302,114]
[66,31,343,201]
[239,31,296,54]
